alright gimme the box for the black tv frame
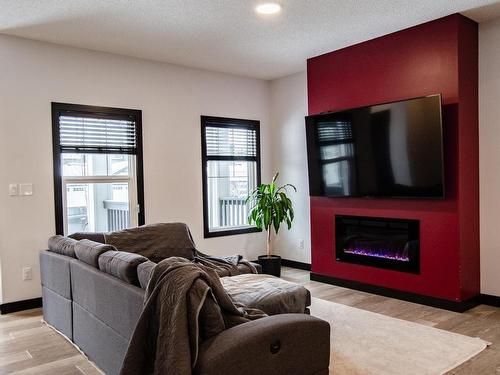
[305,94,445,200]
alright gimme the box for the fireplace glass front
[335,215,420,273]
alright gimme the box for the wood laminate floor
[0,308,102,375]
[1,267,499,374]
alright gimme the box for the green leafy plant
[246,173,296,258]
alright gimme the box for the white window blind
[317,121,353,143]
[58,115,138,154]
[205,126,257,158]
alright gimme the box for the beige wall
[2,15,499,304]
[479,17,500,297]
[269,72,311,264]
[0,35,271,304]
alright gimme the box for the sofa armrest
[194,314,330,375]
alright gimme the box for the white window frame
[61,156,139,234]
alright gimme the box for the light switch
[19,183,33,196]
[9,184,18,196]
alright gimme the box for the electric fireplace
[335,215,420,273]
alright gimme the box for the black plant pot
[258,255,281,277]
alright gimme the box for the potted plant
[246,173,296,277]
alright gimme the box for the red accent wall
[307,14,479,302]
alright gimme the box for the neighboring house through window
[52,103,144,235]
[201,116,261,238]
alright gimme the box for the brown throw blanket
[105,223,197,263]
[120,257,266,375]
[195,251,258,276]
[104,223,258,276]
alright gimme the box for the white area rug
[309,298,489,375]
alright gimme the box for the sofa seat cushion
[48,235,77,257]
[99,250,149,286]
[75,239,116,268]
[221,274,310,315]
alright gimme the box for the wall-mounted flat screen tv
[305,95,444,199]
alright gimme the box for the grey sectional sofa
[40,238,330,375]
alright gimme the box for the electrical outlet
[22,267,32,281]
[298,239,305,249]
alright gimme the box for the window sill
[203,226,262,238]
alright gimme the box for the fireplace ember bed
[335,215,420,274]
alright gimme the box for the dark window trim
[51,102,145,235]
[201,115,262,238]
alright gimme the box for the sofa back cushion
[48,235,77,258]
[75,239,116,268]
[98,250,148,286]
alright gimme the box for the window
[52,103,144,235]
[201,116,261,238]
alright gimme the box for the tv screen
[305,95,444,199]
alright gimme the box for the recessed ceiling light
[255,3,282,15]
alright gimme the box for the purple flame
[344,247,410,262]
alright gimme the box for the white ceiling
[1,0,500,80]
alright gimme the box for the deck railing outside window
[219,197,248,227]
[103,200,129,231]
